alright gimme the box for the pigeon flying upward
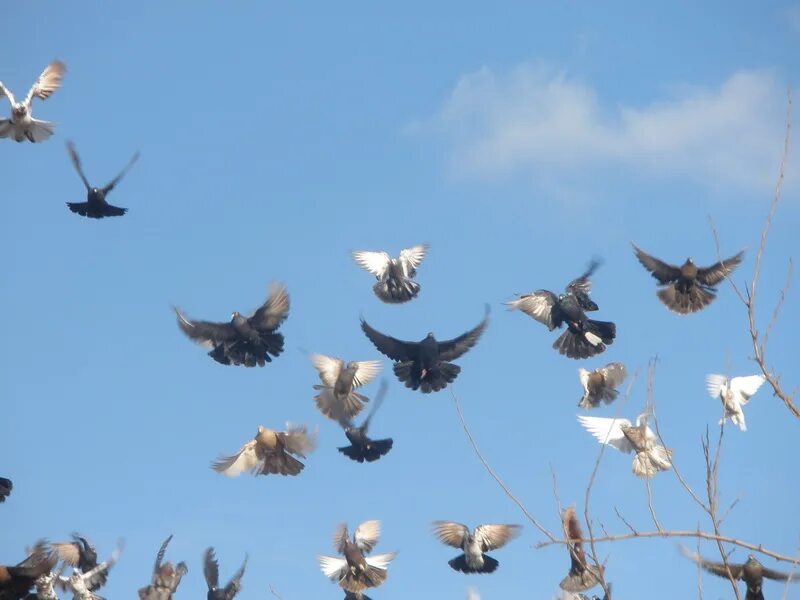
[55,541,123,600]
[431,521,522,574]
[0,540,57,600]
[507,260,616,360]
[175,283,289,367]
[65,141,140,218]
[0,60,66,143]
[578,363,627,409]
[51,534,104,590]
[211,424,317,477]
[338,379,394,463]
[361,306,489,393]
[705,374,766,432]
[559,507,602,593]
[310,353,382,423]
[318,520,396,594]
[137,535,188,600]
[681,548,798,600]
[203,548,247,600]
[352,244,428,304]
[632,244,745,314]
[577,413,673,478]
[0,477,11,503]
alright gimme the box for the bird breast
[256,429,278,449]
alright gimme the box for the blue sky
[2,2,799,599]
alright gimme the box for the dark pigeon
[338,380,394,463]
[0,540,57,600]
[203,548,247,600]
[559,507,602,593]
[0,478,11,503]
[65,141,139,218]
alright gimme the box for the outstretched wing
[66,141,91,190]
[102,151,140,194]
[399,244,428,272]
[705,373,728,399]
[224,555,248,596]
[696,250,745,286]
[360,318,417,361]
[279,423,318,458]
[506,290,558,330]
[175,308,239,347]
[438,306,490,361]
[474,524,522,551]
[25,60,66,105]
[352,360,382,388]
[730,374,766,404]
[354,520,382,554]
[600,362,627,388]
[82,542,123,590]
[203,547,219,590]
[0,81,16,106]
[211,440,261,477]
[431,521,469,549]
[565,259,601,295]
[249,283,290,331]
[352,250,391,278]
[632,244,682,284]
[681,548,744,581]
[577,415,634,453]
[154,535,173,575]
[310,353,344,387]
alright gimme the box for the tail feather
[393,361,460,393]
[448,553,499,574]
[373,276,420,304]
[658,284,715,314]
[66,202,127,218]
[338,438,393,463]
[25,118,56,143]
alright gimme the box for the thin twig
[269,585,285,599]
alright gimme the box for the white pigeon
[577,413,673,478]
[352,244,428,303]
[705,373,766,432]
[0,60,66,143]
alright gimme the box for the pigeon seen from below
[352,244,428,303]
[0,477,10,503]
[318,520,396,595]
[559,507,601,593]
[0,540,57,600]
[0,60,65,143]
[578,363,627,409]
[577,412,673,478]
[51,534,105,590]
[338,379,394,463]
[211,424,317,477]
[203,547,247,600]
[361,306,489,393]
[309,353,382,423]
[507,260,616,360]
[137,535,188,600]
[175,283,289,367]
[65,141,140,218]
[632,244,745,314]
[55,541,123,600]
[431,521,522,574]
[705,374,766,432]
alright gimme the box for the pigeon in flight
[361,306,489,393]
[705,374,766,432]
[507,260,616,360]
[0,477,10,503]
[138,535,188,600]
[352,244,428,303]
[309,353,382,423]
[318,520,396,595]
[681,548,798,600]
[175,283,289,367]
[203,548,247,600]
[431,521,522,574]
[578,363,627,409]
[211,424,317,477]
[338,380,394,463]
[632,244,745,314]
[0,60,66,143]
[55,542,123,600]
[559,507,601,593]
[0,540,57,600]
[51,535,106,590]
[65,141,140,218]
[577,413,673,478]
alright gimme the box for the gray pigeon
[352,244,428,303]
[431,521,522,574]
[310,353,382,423]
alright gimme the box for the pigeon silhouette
[55,541,123,600]
[310,353,382,423]
[338,380,394,463]
[0,477,11,503]
[0,540,57,600]
[211,424,317,477]
[318,520,396,594]
[137,535,188,600]
[507,260,616,359]
[431,521,522,574]
[578,363,627,409]
[352,244,428,303]
[0,60,65,143]
[51,535,105,590]
[705,374,765,432]
[559,507,602,593]
[361,306,489,393]
[632,244,745,314]
[203,548,247,600]
[65,141,140,218]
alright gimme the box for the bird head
[426,332,435,339]
[230,311,240,321]
[12,104,26,117]
[686,257,694,265]
[746,554,758,563]
[91,187,101,195]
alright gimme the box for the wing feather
[211,440,261,476]
[632,244,682,284]
[279,423,317,458]
[353,360,383,388]
[318,555,347,579]
[361,318,416,361]
[175,308,239,347]
[697,250,745,286]
[730,375,765,402]
[705,374,728,398]
[310,353,343,387]
[577,415,634,453]
[600,362,627,388]
[354,520,382,554]
[25,60,66,104]
[506,291,558,330]
[249,283,290,331]
[438,306,490,361]
[203,547,219,589]
[352,250,391,277]
[475,524,522,551]
[431,521,469,548]
[399,244,428,270]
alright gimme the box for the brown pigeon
[211,424,317,477]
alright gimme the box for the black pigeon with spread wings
[632,244,745,314]
[361,306,489,393]
[65,141,140,219]
[506,260,616,359]
[338,380,394,463]
[203,548,247,600]
[175,283,289,367]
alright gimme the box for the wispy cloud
[411,64,793,191]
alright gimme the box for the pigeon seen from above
[211,424,317,477]
[360,306,489,393]
[318,520,396,595]
[507,260,616,360]
[65,141,140,219]
[338,379,394,463]
[632,244,745,314]
[352,244,428,303]
[705,373,766,432]
[138,535,188,600]
[578,363,627,409]
[559,507,602,593]
[0,60,66,143]
[577,412,673,478]
[175,283,289,367]
[0,540,57,600]
[203,547,247,600]
[431,521,522,574]
[309,353,382,424]
[0,477,10,503]
[55,541,123,600]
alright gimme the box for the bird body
[212,424,317,477]
[682,549,797,600]
[138,536,187,600]
[318,521,396,594]
[0,61,65,143]
[0,541,57,600]
[310,354,382,423]
[431,522,522,574]
[706,374,765,431]
[559,507,602,593]
[65,142,139,218]
[352,244,428,303]
[30,569,63,600]
[338,380,393,463]
[55,541,121,600]
[578,363,627,409]
[51,535,102,590]
[203,548,247,600]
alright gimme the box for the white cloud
[414,64,794,190]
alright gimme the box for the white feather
[577,415,634,453]
[317,555,347,579]
[352,250,391,277]
[364,552,396,570]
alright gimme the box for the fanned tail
[658,284,715,314]
[373,276,420,304]
[393,361,460,393]
[448,553,499,574]
[338,438,394,463]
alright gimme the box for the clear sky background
[2,2,799,599]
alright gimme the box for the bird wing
[82,543,122,589]
[431,521,470,548]
[352,250,391,277]
[248,283,290,331]
[203,547,219,589]
[318,555,347,579]
[760,565,795,581]
[362,379,389,431]
[683,550,744,581]
[0,81,16,106]
[565,259,601,295]
[279,423,317,458]
[601,362,627,388]
[332,523,350,554]
[52,542,81,566]
[24,60,66,105]
[631,244,682,284]
[309,353,343,387]
[437,306,490,361]
[578,368,590,393]
[577,415,634,453]
[705,373,728,399]
[65,141,91,190]
[364,552,396,569]
[352,360,382,388]
[101,151,140,194]
[354,520,382,554]
[211,440,261,476]
[174,308,239,347]
[475,524,522,551]
[360,318,416,361]
[696,250,745,286]
[224,554,247,596]
[506,290,558,330]
[154,535,173,575]
[730,375,766,404]
[399,244,428,270]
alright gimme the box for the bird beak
[421,368,428,379]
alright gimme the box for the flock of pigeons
[1,59,793,600]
